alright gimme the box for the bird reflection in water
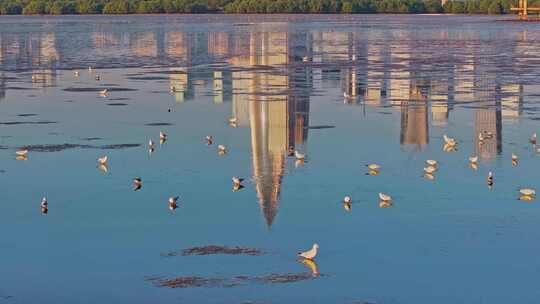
[299,258,320,277]
[16,155,28,161]
[97,164,108,173]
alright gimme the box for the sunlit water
[1,14,540,304]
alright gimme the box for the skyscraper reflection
[228,30,311,227]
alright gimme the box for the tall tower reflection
[400,81,429,148]
[473,52,502,159]
[230,30,310,228]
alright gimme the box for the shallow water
[1,14,540,304]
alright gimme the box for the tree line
[0,0,530,15]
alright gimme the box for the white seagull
[512,153,518,162]
[298,243,319,260]
[40,197,48,208]
[16,149,29,156]
[366,164,381,171]
[469,156,478,163]
[97,156,108,165]
[294,150,305,160]
[519,188,536,196]
[443,134,457,146]
[379,192,392,201]
[425,159,438,167]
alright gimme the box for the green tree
[488,0,503,13]
[49,1,77,14]
[102,0,131,13]
[1,1,24,14]
[23,0,47,14]
[76,0,102,13]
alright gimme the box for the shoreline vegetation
[0,0,530,15]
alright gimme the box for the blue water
[1,14,540,304]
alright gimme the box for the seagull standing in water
[343,196,352,211]
[519,188,536,201]
[148,140,156,152]
[99,89,108,97]
[16,149,28,156]
[487,171,494,188]
[218,144,227,155]
[511,153,519,165]
[366,164,381,171]
[40,197,48,209]
[425,160,438,167]
[379,192,392,202]
[97,156,108,165]
[168,196,179,211]
[294,150,305,160]
[519,188,536,197]
[530,133,537,145]
[298,243,319,260]
[133,177,142,191]
[205,135,213,145]
[443,134,457,146]
[41,197,48,214]
[159,131,167,142]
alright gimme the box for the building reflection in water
[474,53,502,160]
[400,79,429,148]
[228,30,310,227]
[0,22,536,225]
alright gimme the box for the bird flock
[16,68,539,264]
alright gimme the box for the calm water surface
[1,14,540,304]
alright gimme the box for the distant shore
[0,0,516,15]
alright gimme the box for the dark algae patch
[17,114,38,117]
[163,245,264,257]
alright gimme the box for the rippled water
[2,15,540,304]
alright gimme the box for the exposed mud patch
[128,76,169,80]
[107,103,128,106]
[18,143,141,152]
[145,122,173,126]
[99,144,141,150]
[0,121,57,126]
[6,86,35,90]
[148,272,317,289]
[79,137,102,141]
[307,125,335,130]
[63,87,137,92]
[162,245,264,257]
